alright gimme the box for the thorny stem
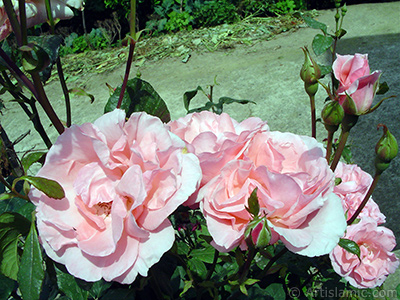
[309,94,316,139]
[117,39,136,109]
[325,130,334,163]
[18,0,27,45]
[205,249,219,281]
[258,247,288,278]
[2,0,22,46]
[330,129,349,172]
[31,72,65,134]
[45,0,71,127]
[0,122,24,178]
[238,246,257,283]
[347,172,381,225]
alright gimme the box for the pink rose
[333,53,370,93]
[333,53,381,115]
[1,0,83,41]
[29,110,201,283]
[334,162,385,224]
[330,218,399,289]
[168,111,268,206]
[199,131,347,256]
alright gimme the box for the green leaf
[339,238,361,258]
[265,283,286,300]
[376,81,389,95]
[27,35,63,83]
[190,245,215,264]
[17,214,45,300]
[69,88,95,103]
[0,233,20,280]
[21,152,46,173]
[187,101,214,114]
[56,265,88,300]
[0,193,14,201]
[0,272,15,299]
[180,280,193,297]
[395,283,400,299]
[318,64,332,77]
[16,176,65,199]
[183,86,204,111]
[312,34,334,56]
[104,77,171,123]
[215,97,255,114]
[177,241,190,256]
[335,28,347,39]
[188,258,207,280]
[302,16,328,34]
[246,187,259,217]
[239,283,248,296]
[88,279,112,299]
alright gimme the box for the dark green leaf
[183,86,204,111]
[28,35,63,83]
[0,272,15,299]
[0,233,20,280]
[246,187,259,217]
[318,64,332,77]
[17,176,65,199]
[188,257,207,280]
[0,193,14,201]
[104,77,170,122]
[395,283,400,299]
[339,238,361,258]
[190,245,215,264]
[215,97,255,114]
[17,215,45,300]
[336,28,347,39]
[376,81,389,95]
[187,101,214,114]
[302,16,328,34]
[21,152,46,173]
[101,288,136,300]
[56,265,88,300]
[88,279,112,299]
[312,34,334,56]
[177,241,190,256]
[180,280,193,297]
[265,283,286,300]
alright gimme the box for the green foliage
[165,11,193,32]
[60,28,111,56]
[104,77,171,122]
[192,0,239,28]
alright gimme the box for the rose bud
[321,100,344,132]
[375,124,398,173]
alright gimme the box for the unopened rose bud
[300,47,321,85]
[254,220,271,249]
[341,4,347,15]
[321,100,344,132]
[375,124,398,173]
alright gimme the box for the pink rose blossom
[29,110,201,283]
[334,162,385,224]
[199,131,347,256]
[168,111,268,206]
[332,53,381,115]
[1,0,83,41]
[333,53,370,93]
[330,218,399,289]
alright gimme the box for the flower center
[95,202,112,216]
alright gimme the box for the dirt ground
[1,1,400,278]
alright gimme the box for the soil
[1,1,400,261]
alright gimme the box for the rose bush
[28,109,202,283]
[0,0,83,41]
[334,162,386,224]
[199,131,347,256]
[168,111,268,206]
[330,218,399,289]
[332,53,381,115]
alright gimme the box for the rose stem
[310,94,316,138]
[117,0,137,109]
[45,0,72,127]
[325,130,334,163]
[347,172,381,225]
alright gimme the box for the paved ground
[1,1,400,291]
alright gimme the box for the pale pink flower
[333,53,381,115]
[333,53,370,93]
[29,110,201,283]
[199,131,347,255]
[334,162,385,224]
[168,111,268,206]
[330,218,399,289]
[1,0,83,41]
